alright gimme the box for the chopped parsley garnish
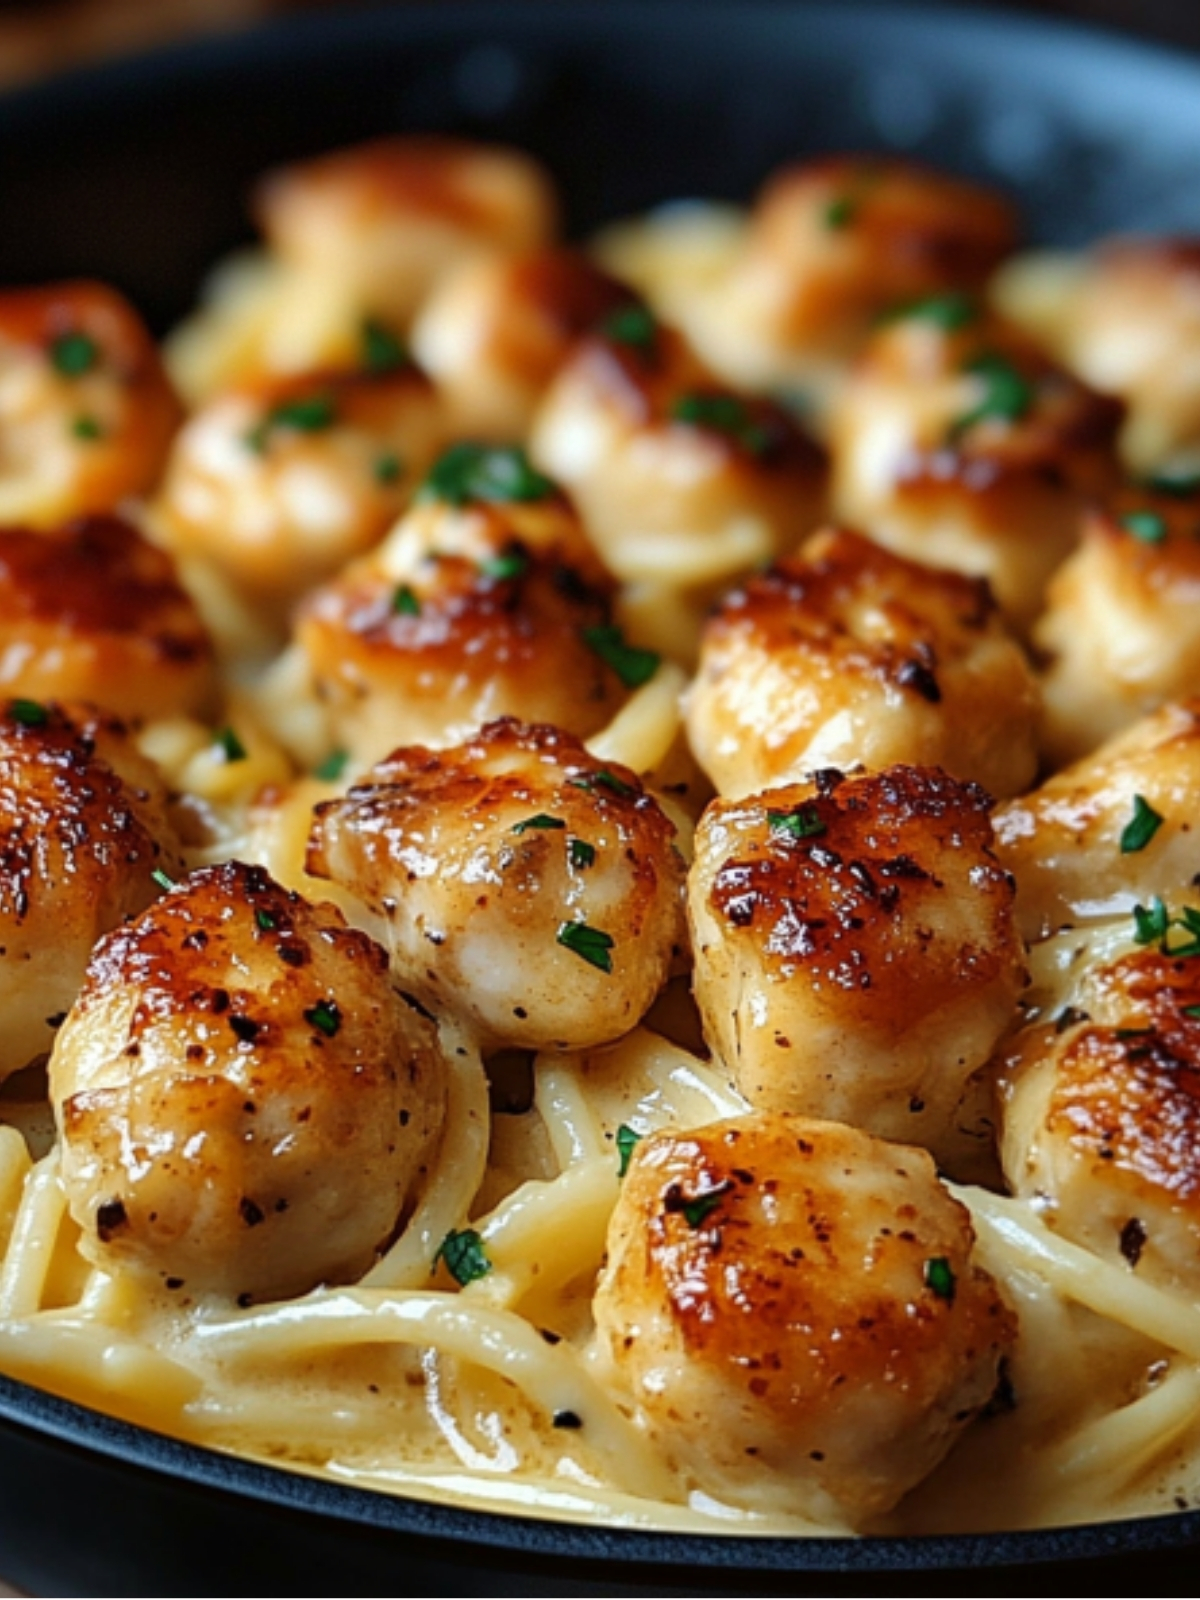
[556,921,614,973]
[1120,794,1165,854]
[511,814,565,835]
[768,804,826,841]
[951,353,1034,438]
[882,292,977,331]
[8,698,47,727]
[215,726,247,764]
[1184,1005,1200,1020]
[616,1123,642,1178]
[669,391,774,457]
[1120,510,1168,544]
[824,195,857,230]
[434,1227,491,1285]
[581,624,660,688]
[304,998,342,1038]
[1133,898,1200,958]
[71,414,103,440]
[1146,467,1200,498]
[680,1182,732,1229]
[373,452,403,486]
[314,748,349,781]
[416,442,555,508]
[361,316,407,374]
[255,908,277,932]
[392,584,421,617]
[924,1256,957,1302]
[50,330,99,376]
[570,767,635,799]
[569,837,596,870]
[245,393,337,452]
[151,868,176,891]
[599,303,658,352]
[479,549,530,581]
[1134,897,1171,946]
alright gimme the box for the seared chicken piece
[684,526,1039,800]
[307,718,686,1053]
[0,515,216,722]
[156,361,445,610]
[592,1113,1014,1526]
[829,304,1123,633]
[688,766,1025,1162]
[50,860,445,1304]
[0,700,182,1081]
[0,282,180,527]
[1000,936,1200,1298]
[993,701,1200,942]
[1035,483,1200,766]
[412,246,637,439]
[294,445,634,765]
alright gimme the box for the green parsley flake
[767,805,826,841]
[215,726,247,764]
[570,767,635,799]
[669,391,774,457]
[556,921,614,973]
[599,303,658,352]
[72,414,103,440]
[392,584,421,617]
[1184,1005,1200,1019]
[511,814,565,835]
[616,1123,642,1178]
[1120,794,1165,854]
[245,393,336,452]
[50,330,99,376]
[924,1256,957,1302]
[8,698,47,727]
[361,316,407,374]
[581,624,660,689]
[434,1227,492,1285]
[151,867,176,891]
[255,908,276,932]
[951,353,1034,438]
[824,196,857,229]
[314,748,349,782]
[569,837,596,870]
[883,292,977,331]
[1120,510,1168,544]
[681,1182,732,1229]
[1146,467,1200,498]
[373,452,403,486]
[304,998,341,1038]
[480,549,529,581]
[416,443,555,508]
[1133,898,1200,958]
[1134,897,1170,945]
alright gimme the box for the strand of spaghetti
[585,661,686,773]
[361,1020,489,1290]
[533,1055,606,1167]
[467,1157,617,1309]
[0,1126,32,1258]
[0,1315,201,1429]
[193,1289,677,1502]
[633,1029,747,1121]
[1034,1361,1200,1494]
[954,1185,1200,1361]
[0,1154,65,1319]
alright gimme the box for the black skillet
[1,3,1199,1594]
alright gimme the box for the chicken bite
[50,860,445,1304]
[688,766,1025,1163]
[306,718,686,1053]
[592,1113,1015,1526]
[684,526,1039,801]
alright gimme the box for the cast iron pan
[1,3,1199,1594]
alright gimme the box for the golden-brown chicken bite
[684,526,1040,800]
[530,313,827,596]
[0,282,180,527]
[688,767,1025,1163]
[155,361,445,610]
[1034,482,1200,767]
[0,699,182,1082]
[50,860,446,1304]
[411,246,639,439]
[999,936,1200,1298]
[993,701,1200,943]
[592,1113,1015,1526]
[0,514,216,722]
[294,444,638,766]
[829,302,1123,633]
[306,718,686,1053]
[611,155,1016,417]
